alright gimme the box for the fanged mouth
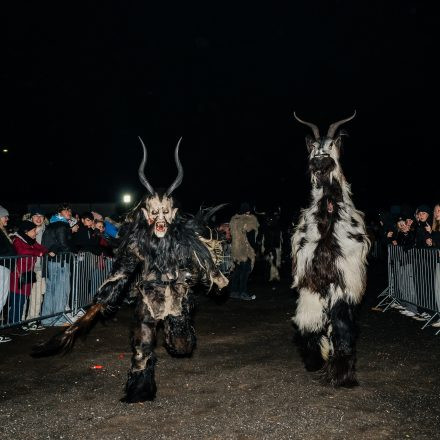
[155,222,167,233]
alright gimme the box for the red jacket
[10,235,48,296]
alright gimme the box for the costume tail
[31,304,104,357]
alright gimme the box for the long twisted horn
[165,137,184,197]
[138,136,155,195]
[326,111,356,139]
[293,112,320,140]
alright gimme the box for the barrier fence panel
[0,252,113,330]
[376,245,440,333]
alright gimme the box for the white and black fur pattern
[291,113,370,386]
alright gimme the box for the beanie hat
[416,204,430,215]
[18,220,37,235]
[29,206,45,216]
[0,205,9,218]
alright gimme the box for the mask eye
[152,210,159,215]
[163,210,169,214]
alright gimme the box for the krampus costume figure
[291,112,370,387]
[32,137,228,403]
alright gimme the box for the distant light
[2,149,8,153]
[123,194,132,204]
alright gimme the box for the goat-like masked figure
[291,112,370,387]
[32,137,229,402]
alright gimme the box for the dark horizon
[1,1,434,221]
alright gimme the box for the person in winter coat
[414,205,433,248]
[71,212,101,255]
[40,204,74,326]
[8,221,50,324]
[23,208,48,326]
[0,205,16,342]
[392,217,415,249]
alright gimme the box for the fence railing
[0,252,113,330]
[376,245,440,334]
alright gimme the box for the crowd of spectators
[0,203,121,343]
[368,203,440,328]
[368,203,440,253]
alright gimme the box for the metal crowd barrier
[0,252,113,330]
[376,245,440,334]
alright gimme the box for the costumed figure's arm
[192,233,229,293]
[31,245,141,357]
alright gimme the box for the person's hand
[425,224,432,233]
[392,240,397,246]
[426,238,433,247]
[49,251,56,257]
[387,231,393,238]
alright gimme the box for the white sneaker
[420,312,431,319]
[0,335,12,343]
[412,315,426,321]
[401,311,416,317]
[431,321,440,328]
[27,323,46,331]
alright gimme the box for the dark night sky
[0,1,434,220]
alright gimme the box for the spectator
[24,208,48,328]
[229,202,259,300]
[72,212,100,254]
[94,219,119,257]
[392,217,415,248]
[8,221,51,326]
[40,203,74,326]
[414,205,432,248]
[0,205,15,343]
[431,203,440,248]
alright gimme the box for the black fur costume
[32,138,228,403]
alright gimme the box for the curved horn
[165,137,184,197]
[138,136,155,195]
[293,112,320,140]
[326,110,356,139]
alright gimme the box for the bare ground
[1,260,439,440]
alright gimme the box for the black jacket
[414,221,432,248]
[71,225,101,255]
[42,221,73,254]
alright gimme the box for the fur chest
[138,272,191,320]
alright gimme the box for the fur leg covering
[295,329,326,372]
[321,300,358,387]
[122,302,158,403]
[163,296,196,357]
[122,354,157,403]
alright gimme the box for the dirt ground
[1,260,439,440]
